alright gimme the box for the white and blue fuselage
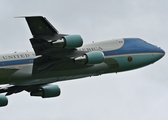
[0,38,165,85]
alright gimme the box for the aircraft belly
[0,68,18,84]
[0,64,33,84]
[10,62,110,85]
[1,53,159,85]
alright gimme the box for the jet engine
[74,51,104,64]
[30,84,61,98]
[0,94,8,107]
[52,35,83,49]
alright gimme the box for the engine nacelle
[53,35,83,49]
[30,84,61,98]
[74,51,104,64]
[0,94,8,107]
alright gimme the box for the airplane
[0,16,165,107]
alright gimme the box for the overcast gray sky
[0,0,167,120]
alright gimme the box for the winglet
[21,16,59,37]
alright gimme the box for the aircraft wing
[25,16,67,55]
[24,16,87,75]
[25,16,59,36]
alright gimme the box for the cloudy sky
[0,0,167,120]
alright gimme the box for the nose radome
[160,48,165,58]
[152,47,165,61]
[159,47,165,55]
[157,46,165,56]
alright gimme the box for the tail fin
[25,16,58,37]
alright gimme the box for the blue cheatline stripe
[0,58,34,67]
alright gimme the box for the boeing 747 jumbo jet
[0,16,165,107]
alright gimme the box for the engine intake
[53,35,83,49]
[74,51,104,64]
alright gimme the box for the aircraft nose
[151,46,165,61]
[159,47,165,54]
[157,47,165,58]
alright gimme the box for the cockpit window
[140,39,146,42]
